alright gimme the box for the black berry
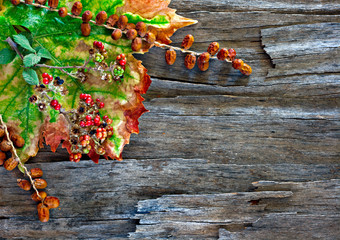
[57,79,64,85]
[55,76,60,80]
[89,130,96,136]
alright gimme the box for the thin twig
[5,37,24,59]
[0,114,42,200]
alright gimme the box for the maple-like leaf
[0,0,195,162]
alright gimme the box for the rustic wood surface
[1,0,339,239]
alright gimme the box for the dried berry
[95,11,107,25]
[48,0,59,8]
[184,54,197,70]
[126,23,136,30]
[131,37,142,52]
[181,34,194,50]
[71,1,82,16]
[1,140,12,152]
[107,14,119,27]
[165,48,176,65]
[117,15,128,30]
[44,196,60,209]
[0,126,5,137]
[29,95,38,103]
[17,179,32,191]
[25,0,33,4]
[58,7,68,17]
[11,0,20,5]
[135,22,147,37]
[197,52,210,71]
[81,23,91,37]
[240,63,252,76]
[30,168,43,178]
[111,29,122,41]
[82,10,93,23]
[31,191,47,202]
[11,134,25,148]
[126,29,137,40]
[145,32,156,44]
[232,59,244,70]
[34,178,47,189]
[35,0,47,5]
[37,203,50,222]
[38,103,46,111]
[207,42,219,56]
[217,48,228,61]
[4,158,18,171]
[227,48,236,61]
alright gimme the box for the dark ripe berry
[181,34,194,50]
[11,0,20,5]
[5,151,12,159]
[217,48,228,61]
[82,10,93,23]
[101,122,107,128]
[107,14,119,27]
[126,29,137,40]
[131,37,142,52]
[35,0,47,5]
[44,196,60,209]
[31,191,47,202]
[55,76,60,80]
[48,0,59,8]
[126,23,136,30]
[197,52,210,71]
[37,203,50,223]
[207,42,220,56]
[34,178,47,189]
[58,7,68,17]
[11,134,25,148]
[240,63,252,76]
[99,102,105,109]
[111,29,122,41]
[4,158,18,171]
[145,32,156,44]
[40,84,46,88]
[78,107,85,113]
[184,54,197,70]
[117,15,128,30]
[135,22,147,37]
[57,79,64,85]
[227,48,237,61]
[42,73,49,78]
[29,95,38,103]
[55,104,61,111]
[165,48,176,65]
[81,23,91,37]
[71,1,82,16]
[232,59,244,70]
[1,141,12,152]
[38,103,46,111]
[30,168,43,178]
[50,99,58,107]
[17,179,31,191]
[89,130,96,136]
[95,11,107,25]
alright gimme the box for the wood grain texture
[1,0,339,239]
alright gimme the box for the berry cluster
[92,41,108,63]
[112,54,126,82]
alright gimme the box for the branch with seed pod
[11,0,252,76]
[0,115,60,222]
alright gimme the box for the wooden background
[1,0,339,239]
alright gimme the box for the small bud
[81,23,91,37]
[117,15,128,30]
[165,48,176,65]
[197,52,210,71]
[95,11,107,25]
[184,54,197,70]
[17,179,31,191]
[0,141,12,152]
[181,34,194,50]
[11,0,20,5]
[131,37,142,52]
[11,134,25,148]
[30,168,43,178]
[4,158,18,171]
[107,14,119,27]
[37,203,50,222]
[111,29,122,41]
[44,196,60,209]
[126,29,137,40]
[217,48,228,61]
[71,1,82,16]
[48,0,59,8]
[58,7,68,17]
[207,42,219,56]
[135,22,147,37]
[145,32,156,44]
[82,10,93,23]
[240,63,252,76]
[31,191,47,202]
[34,178,47,189]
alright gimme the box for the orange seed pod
[34,178,47,189]
[11,134,25,148]
[4,157,18,171]
[165,48,176,65]
[17,179,32,191]
[184,54,197,70]
[145,32,156,44]
[82,10,93,23]
[44,196,60,209]
[240,63,252,76]
[207,42,219,56]
[31,191,47,202]
[197,52,210,71]
[95,11,107,25]
[181,34,194,50]
[117,15,128,30]
[81,23,91,37]
[107,14,119,27]
[71,1,82,16]
[135,22,147,37]
[126,29,137,40]
[58,7,68,17]
[37,203,50,222]
[30,168,43,178]
[131,37,142,52]
[111,29,122,40]
[48,0,59,8]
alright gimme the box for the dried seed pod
[37,203,50,222]
[82,10,93,23]
[111,29,122,41]
[207,42,219,56]
[81,23,91,37]
[227,48,237,61]
[11,134,25,148]
[34,178,47,189]
[165,48,176,65]
[232,59,244,70]
[1,141,12,152]
[30,168,43,178]
[95,11,107,25]
[0,151,5,162]
[17,179,32,191]
[197,52,210,71]
[131,37,142,52]
[135,22,147,37]
[240,63,252,76]
[145,32,156,44]
[31,191,47,202]
[48,0,59,8]
[117,15,128,30]
[126,29,137,40]
[126,23,136,30]
[71,1,82,16]
[107,14,119,27]
[0,126,5,137]
[181,34,194,50]
[4,158,18,171]
[217,48,228,61]
[58,7,68,18]
[35,0,47,5]
[44,196,60,209]
[184,54,197,70]
[11,0,20,5]
[25,0,33,4]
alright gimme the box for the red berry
[85,121,92,126]
[42,73,49,78]
[69,154,74,162]
[80,93,85,99]
[55,104,61,110]
[99,102,105,109]
[93,41,98,48]
[119,59,126,66]
[116,55,121,61]
[120,54,125,59]
[48,75,53,81]
[86,115,92,121]
[106,119,113,125]
[96,132,103,139]
[85,98,92,104]
[50,99,58,107]
[84,135,90,141]
[43,78,49,84]
[96,98,101,102]
[103,115,108,120]
[91,120,95,125]
[80,121,86,127]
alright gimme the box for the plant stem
[5,37,23,59]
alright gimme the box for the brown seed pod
[11,134,25,148]
[30,168,43,178]
[95,11,107,25]
[0,152,5,165]
[35,0,47,5]
[34,178,47,189]
[126,29,137,40]
[17,179,32,191]
[145,32,156,44]
[240,63,252,76]
[81,23,91,37]
[4,158,18,171]
[217,48,228,61]
[197,52,210,71]
[31,191,47,202]
[126,23,136,30]
[207,42,219,56]
[232,59,244,70]
[117,15,128,30]
[71,1,82,16]
[44,196,60,209]
[25,0,33,4]
[184,54,197,70]
[1,141,12,152]
[82,10,93,23]
[107,14,119,27]
[11,0,20,5]
[181,34,194,50]
[227,48,237,62]
[131,37,142,52]
[0,126,4,137]
[48,0,59,8]
[37,203,50,223]
[58,7,68,17]
[135,22,147,37]
[111,29,122,41]
[165,48,177,65]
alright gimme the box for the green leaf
[0,48,16,64]
[37,48,52,59]
[17,163,26,174]
[23,53,41,67]
[22,68,39,85]
[13,34,36,53]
